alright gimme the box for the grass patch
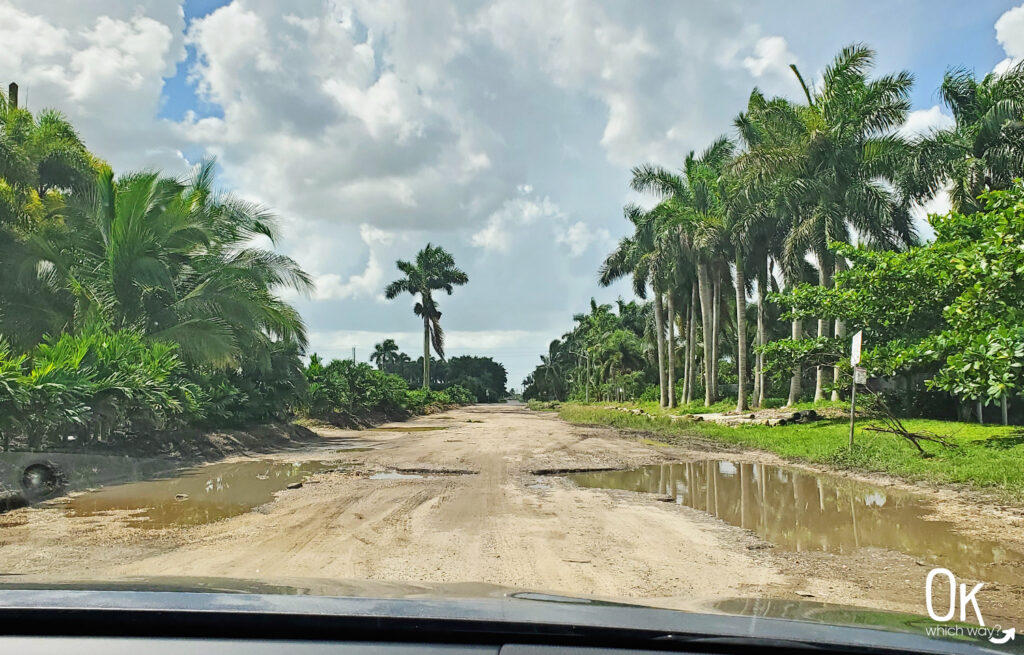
[526,399,561,411]
[621,397,849,416]
[556,403,1024,502]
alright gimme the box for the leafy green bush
[442,383,475,404]
[303,355,409,420]
[0,327,202,451]
[639,385,660,402]
[403,388,451,413]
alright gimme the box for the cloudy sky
[3,0,1022,386]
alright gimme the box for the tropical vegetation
[526,46,1024,426]
[0,89,480,451]
[384,244,469,389]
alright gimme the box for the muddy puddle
[568,461,1024,585]
[369,426,446,432]
[61,459,333,528]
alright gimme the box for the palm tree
[905,63,1024,214]
[600,204,680,407]
[0,90,97,350]
[741,46,915,403]
[0,90,95,230]
[631,136,735,407]
[28,161,312,369]
[384,244,468,389]
[733,89,805,407]
[371,338,401,372]
[792,46,915,401]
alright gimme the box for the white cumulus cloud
[995,3,1024,73]
[900,105,955,138]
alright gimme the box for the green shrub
[442,383,475,404]
[303,355,409,419]
[0,327,202,451]
[638,385,660,402]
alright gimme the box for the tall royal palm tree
[792,45,915,401]
[631,136,735,407]
[745,45,915,403]
[600,203,679,407]
[371,338,401,372]
[384,244,468,389]
[733,88,805,407]
[905,63,1024,214]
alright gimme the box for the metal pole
[848,379,856,450]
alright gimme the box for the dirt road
[0,404,1021,622]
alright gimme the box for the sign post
[849,331,863,450]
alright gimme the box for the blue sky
[5,0,1023,386]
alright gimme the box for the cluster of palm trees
[523,299,650,402]
[1,87,314,443]
[599,45,1024,411]
[370,338,409,373]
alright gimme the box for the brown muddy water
[60,459,333,528]
[568,461,1024,586]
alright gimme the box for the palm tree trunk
[755,256,768,407]
[831,256,846,401]
[653,291,668,407]
[813,252,833,402]
[422,315,431,389]
[711,271,721,400]
[666,293,676,408]
[697,261,715,406]
[786,316,802,407]
[735,249,748,412]
[681,302,690,405]
[686,282,697,404]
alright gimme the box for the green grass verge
[556,402,1024,502]
[627,397,849,415]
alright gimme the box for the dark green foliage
[765,182,1024,408]
[0,98,312,444]
[439,384,475,405]
[431,356,507,402]
[303,355,409,421]
[301,354,477,425]
[523,298,655,402]
[0,327,202,451]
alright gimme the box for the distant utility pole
[8,82,18,109]
[352,347,356,363]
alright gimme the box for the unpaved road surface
[0,404,1021,623]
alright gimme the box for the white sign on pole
[853,366,867,385]
[850,330,863,367]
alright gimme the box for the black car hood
[0,576,1009,654]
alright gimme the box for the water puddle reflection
[568,461,1024,585]
[63,459,333,528]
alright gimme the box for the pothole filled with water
[63,459,333,528]
[566,461,1024,585]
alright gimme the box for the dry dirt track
[0,403,1021,623]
